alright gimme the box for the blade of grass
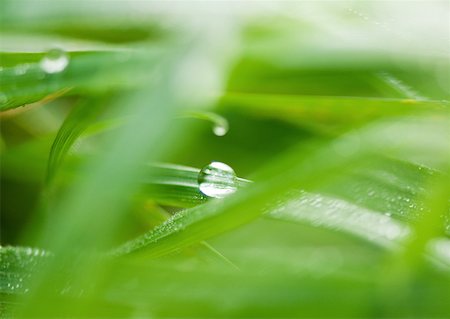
[16,39,226,317]
[45,97,106,183]
[0,49,162,111]
[219,92,448,134]
[111,115,449,259]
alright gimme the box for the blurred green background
[1,1,449,318]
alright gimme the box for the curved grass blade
[99,205,450,318]
[181,111,229,136]
[111,115,449,258]
[46,97,106,183]
[16,41,219,317]
[135,157,450,264]
[321,159,450,228]
[142,159,448,220]
[267,191,410,249]
[138,158,450,236]
[47,109,231,187]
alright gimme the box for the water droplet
[40,48,69,74]
[213,123,228,136]
[198,161,237,198]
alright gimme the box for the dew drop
[212,123,228,136]
[198,161,237,198]
[40,48,69,74]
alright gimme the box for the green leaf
[220,92,448,134]
[0,49,164,111]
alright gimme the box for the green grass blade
[220,92,448,134]
[46,98,105,183]
[111,115,449,258]
[0,49,162,111]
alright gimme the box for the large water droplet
[40,48,69,74]
[198,161,237,198]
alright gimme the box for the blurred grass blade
[140,159,449,237]
[46,98,105,183]
[220,92,447,134]
[17,40,221,317]
[268,192,409,249]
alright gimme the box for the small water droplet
[198,161,237,198]
[40,48,69,74]
[213,124,228,136]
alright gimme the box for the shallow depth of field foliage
[1,1,450,318]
